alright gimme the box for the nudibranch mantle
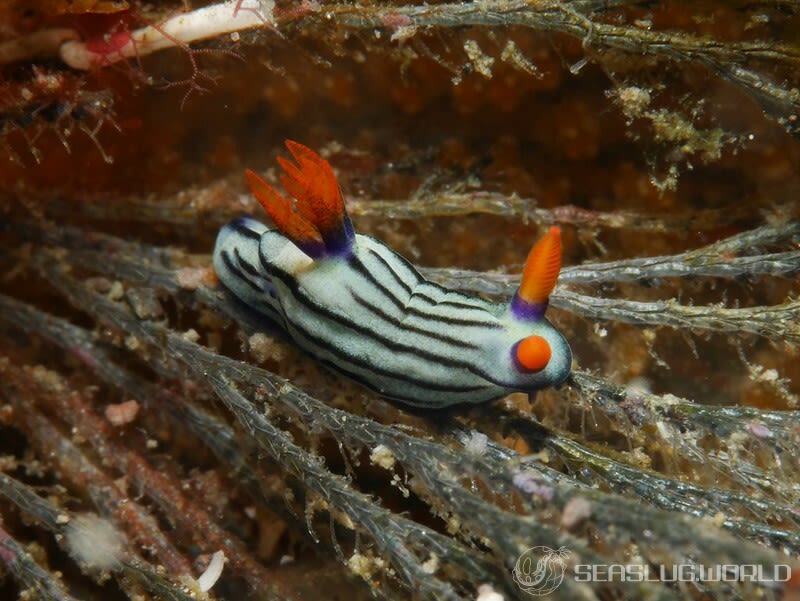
[213,141,572,407]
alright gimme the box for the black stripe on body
[213,221,285,326]
[311,352,502,405]
[222,237,494,392]
[234,248,263,278]
[257,250,505,381]
[230,219,263,241]
[403,300,502,328]
[364,239,495,310]
[363,246,418,294]
[220,250,264,293]
[282,315,497,397]
[409,290,483,310]
[408,281,496,313]
[353,245,503,329]
[348,288,482,350]
[347,253,407,313]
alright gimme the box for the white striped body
[214,216,572,407]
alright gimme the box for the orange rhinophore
[245,140,353,257]
[518,226,562,305]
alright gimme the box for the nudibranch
[213,141,572,407]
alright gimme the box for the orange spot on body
[516,335,552,372]
[519,226,562,304]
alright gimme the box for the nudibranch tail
[512,226,562,320]
[247,140,354,258]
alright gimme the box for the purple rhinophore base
[511,293,547,321]
[318,215,355,259]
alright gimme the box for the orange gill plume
[245,140,353,257]
[245,167,325,256]
[277,140,345,237]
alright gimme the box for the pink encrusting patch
[85,31,133,56]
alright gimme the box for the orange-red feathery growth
[245,140,348,255]
[245,168,324,251]
[518,226,562,304]
[277,140,345,236]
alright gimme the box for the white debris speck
[476,583,504,601]
[248,332,278,363]
[65,515,125,571]
[197,550,226,592]
[107,281,125,301]
[105,400,140,426]
[626,377,651,395]
[463,39,494,79]
[463,431,488,456]
[761,368,779,382]
[561,496,592,529]
[347,552,386,578]
[500,39,541,77]
[710,512,726,527]
[746,422,773,439]
[513,470,554,501]
[615,85,652,118]
[176,266,218,290]
[422,553,439,574]
[370,444,395,470]
[182,329,201,342]
[391,25,417,42]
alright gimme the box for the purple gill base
[511,292,548,321]
[319,214,356,259]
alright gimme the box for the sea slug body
[214,141,572,407]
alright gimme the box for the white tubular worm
[0,29,79,66]
[197,550,226,592]
[213,141,573,407]
[60,0,275,70]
